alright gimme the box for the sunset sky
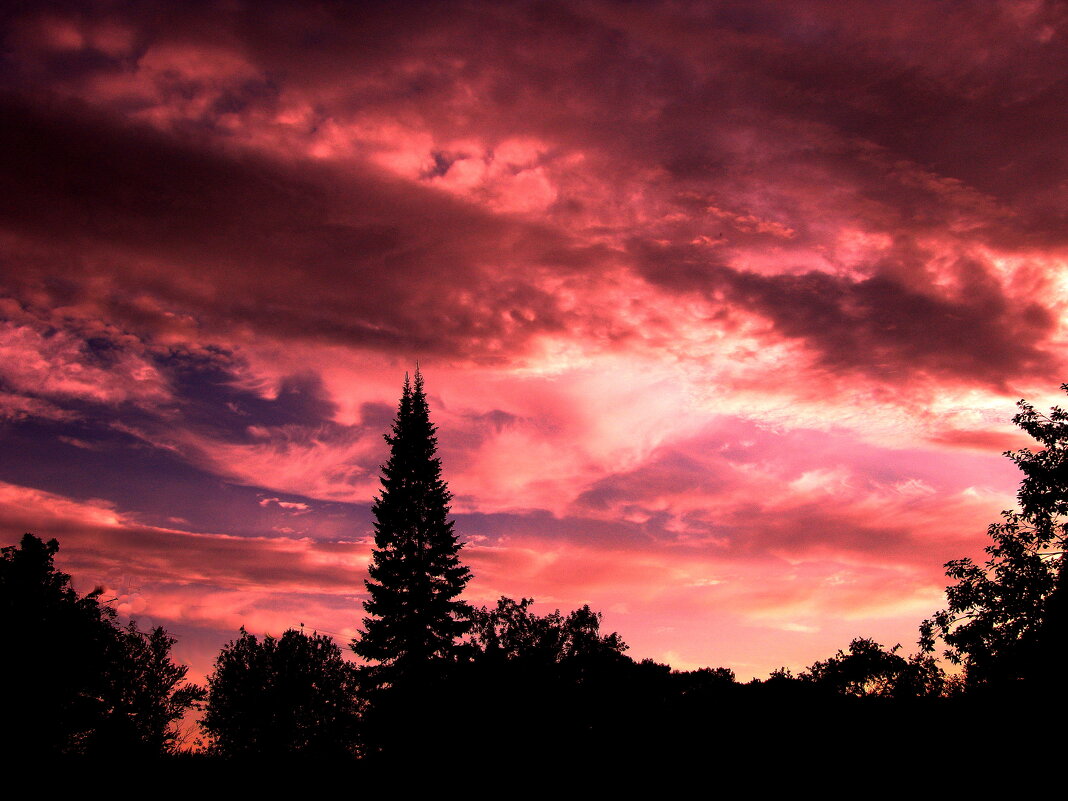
[3,0,1067,682]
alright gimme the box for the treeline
[5,374,1066,763]
[0,534,968,764]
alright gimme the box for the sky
[2,0,1067,683]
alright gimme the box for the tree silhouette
[203,627,361,759]
[455,596,641,759]
[468,596,628,670]
[352,369,471,687]
[921,386,1068,688]
[1,534,116,754]
[100,622,207,754]
[804,637,944,699]
[0,533,203,755]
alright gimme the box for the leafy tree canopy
[0,533,203,755]
[102,622,207,754]
[803,637,945,699]
[204,627,361,759]
[468,596,629,672]
[921,387,1068,687]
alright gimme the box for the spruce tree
[352,369,472,687]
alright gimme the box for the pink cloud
[258,498,310,512]
[0,302,167,407]
[1,0,1064,679]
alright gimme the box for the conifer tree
[352,369,471,686]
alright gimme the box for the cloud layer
[2,0,1064,678]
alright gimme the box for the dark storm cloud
[0,93,582,359]
[3,0,1066,378]
[632,238,1055,385]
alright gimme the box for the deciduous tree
[1,533,115,754]
[921,386,1068,688]
[0,533,203,755]
[101,623,206,754]
[203,627,361,758]
[804,637,943,698]
[468,596,628,670]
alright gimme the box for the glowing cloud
[0,0,1062,678]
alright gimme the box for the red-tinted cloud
[1,0,1063,678]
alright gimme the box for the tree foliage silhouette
[203,627,361,758]
[102,622,207,754]
[0,533,203,755]
[921,386,1068,687]
[457,597,636,759]
[352,369,471,686]
[804,637,944,699]
[468,596,628,670]
[1,533,115,753]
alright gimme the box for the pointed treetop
[413,364,425,400]
[353,368,472,681]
